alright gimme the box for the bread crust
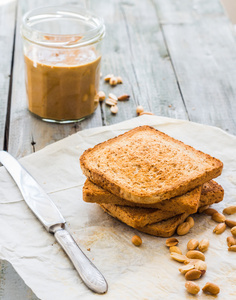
[83,179,201,214]
[83,179,223,211]
[100,203,189,238]
[80,126,223,204]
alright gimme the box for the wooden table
[1,0,236,298]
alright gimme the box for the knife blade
[0,150,108,294]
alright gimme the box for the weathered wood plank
[8,0,103,158]
[0,260,39,300]
[91,0,188,125]
[154,0,236,134]
[0,0,16,149]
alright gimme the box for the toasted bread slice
[135,213,189,237]
[200,180,224,206]
[98,181,223,236]
[83,179,223,212]
[100,200,195,228]
[100,203,189,237]
[80,126,223,204]
[83,179,201,215]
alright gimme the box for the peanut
[204,208,218,216]
[202,282,220,295]
[166,237,179,247]
[105,98,117,106]
[131,235,142,247]
[110,105,118,114]
[139,111,154,116]
[104,74,113,82]
[186,250,205,261]
[184,259,199,265]
[223,206,236,215]
[185,269,202,280]
[136,105,144,115]
[108,93,118,101]
[227,236,236,247]
[212,212,226,223]
[198,205,209,213]
[169,246,182,254]
[185,281,200,295]
[228,245,236,252]
[225,219,236,228]
[186,216,194,229]
[170,253,188,263]
[179,264,195,274]
[177,222,190,236]
[97,91,106,101]
[194,260,207,275]
[118,94,130,101]
[231,226,236,236]
[109,76,118,86]
[187,239,199,251]
[116,76,123,84]
[213,222,226,234]
[198,239,209,253]
[94,94,99,103]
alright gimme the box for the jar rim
[21,6,105,48]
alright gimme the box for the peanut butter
[24,47,101,121]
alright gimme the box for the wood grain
[154,0,236,134]
[91,0,188,125]
[0,0,16,150]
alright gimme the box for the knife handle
[54,229,108,294]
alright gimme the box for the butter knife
[0,150,108,294]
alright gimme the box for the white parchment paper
[0,115,236,300]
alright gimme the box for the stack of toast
[80,126,224,237]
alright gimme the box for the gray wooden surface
[1,0,236,299]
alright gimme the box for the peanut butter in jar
[21,7,105,123]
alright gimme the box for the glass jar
[21,6,105,123]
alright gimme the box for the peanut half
[97,91,106,101]
[110,105,118,114]
[108,93,118,101]
[223,205,236,215]
[231,226,236,236]
[179,264,195,274]
[118,94,130,101]
[139,111,154,116]
[225,219,236,228]
[212,212,226,223]
[213,223,226,234]
[109,76,118,86]
[170,253,188,263]
[116,76,123,84]
[203,208,218,216]
[227,236,236,247]
[202,282,220,295]
[166,237,179,247]
[104,74,113,82]
[186,250,205,261]
[185,281,200,295]
[198,205,209,213]
[131,235,142,247]
[194,260,207,275]
[177,222,190,236]
[185,269,202,280]
[187,239,199,251]
[228,245,236,252]
[186,216,194,229]
[105,98,117,106]
[198,239,209,253]
[169,246,182,254]
[136,105,144,115]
